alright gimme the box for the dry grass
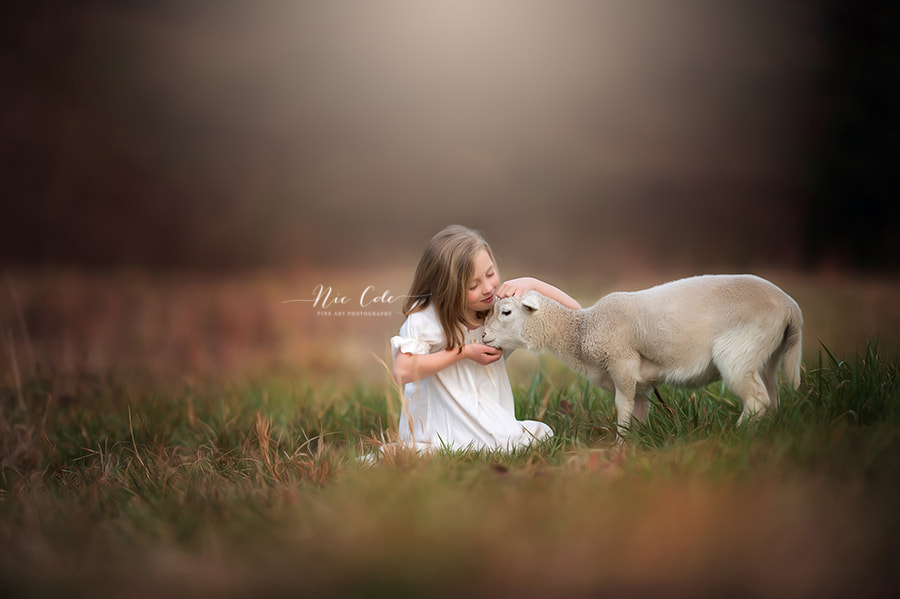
[1,267,899,597]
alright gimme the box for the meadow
[2,268,899,598]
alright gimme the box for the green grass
[1,345,899,598]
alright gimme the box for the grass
[1,344,899,598]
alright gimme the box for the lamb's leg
[731,370,771,425]
[632,390,651,423]
[762,355,779,410]
[716,335,777,425]
[613,383,638,441]
[610,358,642,441]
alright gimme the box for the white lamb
[482,275,802,437]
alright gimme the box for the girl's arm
[497,277,582,310]
[392,343,502,385]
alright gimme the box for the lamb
[482,275,803,437]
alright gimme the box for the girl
[390,225,581,453]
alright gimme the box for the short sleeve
[390,306,444,355]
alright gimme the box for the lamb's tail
[781,300,803,389]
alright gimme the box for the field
[2,269,900,598]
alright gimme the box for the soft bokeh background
[3,6,899,597]
[2,0,899,382]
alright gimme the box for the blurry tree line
[1,0,897,272]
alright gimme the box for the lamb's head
[482,290,545,352]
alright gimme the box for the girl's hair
[402,225,497,351]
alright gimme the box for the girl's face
[465,249,499,322]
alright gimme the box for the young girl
[390,225,581,453]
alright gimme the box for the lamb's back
[583,275,777,369]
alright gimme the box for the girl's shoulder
[393,303,444,355]
[402,303,440,331]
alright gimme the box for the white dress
[389,304,553,452]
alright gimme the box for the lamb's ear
[521,293,541,313]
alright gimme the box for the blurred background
[1,0,898,382]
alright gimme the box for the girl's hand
[497,277,538,298]
[497,276,582,310]
[462,343,503,366]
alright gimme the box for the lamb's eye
[501,309,511,316]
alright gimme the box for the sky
[2,0,898,275]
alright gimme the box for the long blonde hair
[402,225,497,351]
